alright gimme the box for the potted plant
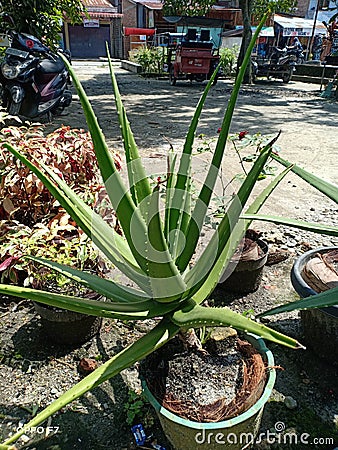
[0,218,108,344]
[0,13,337,449]
[140,330,275,450]
[248,153,338,364]
[215,132,282,294]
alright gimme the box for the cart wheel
[169,66,176,86]
[282,70,292,83]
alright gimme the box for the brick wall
[122,0,137,28]
[122,0,137,57]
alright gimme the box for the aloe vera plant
[1,13,338,448]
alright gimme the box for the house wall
[64,17,123,59]
[122,0,137,28]
[294,0,311,17]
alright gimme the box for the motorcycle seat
[38,57,65,74]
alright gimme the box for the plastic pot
[291,246,338,363]
[218,239,269,294]
[142,334,276,450]
[34,300,102,346]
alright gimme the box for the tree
[162,0,216,17]
[238,0,297,83]
[0,0,86,50]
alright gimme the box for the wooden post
[64,21,70,51]
[308,0,320,61]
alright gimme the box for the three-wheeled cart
[160,17,224,86]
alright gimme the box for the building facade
[64,0,123,59]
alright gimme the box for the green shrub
[130,46,165,74]
[219,45,239,77]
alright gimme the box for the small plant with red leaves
[0,125,121,225]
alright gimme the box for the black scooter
[0,15,72,119]
[252,46,299,83]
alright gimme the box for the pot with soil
[33,281,103,346]
[141,330,276,450]
[291,246,338,363]
[34,301,102,346]
[218,230,269,294]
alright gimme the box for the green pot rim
[142,333,276,430]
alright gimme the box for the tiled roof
[130,0,162,9]
[82,0,116,8]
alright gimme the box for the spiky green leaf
[176,13,270,271]
[166,67,219,258]
[0,284,177,319]
[243,214,338,237]
[171,303,302,349]
[3,320,179,446]
[272,153,338,203]
[27,256,150,303]
[259,286,338,317]
[107,47,152,210]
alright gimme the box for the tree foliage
[0,0,86,50]
[162,0,216,17]
[252,0,297,16]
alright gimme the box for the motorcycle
[252,46,300,83]
[0,15,72,119]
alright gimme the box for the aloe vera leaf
[145,186,186,301]
[60,55,153,275]
[107,48,152,210]
[0,284,175,319]
[242,214,338,237]
[259,286,338,316]
[166,67,219,257]
[183,136,279,293]
[272,153,338,203]
[3,320,179,446]
[164,149,177,238]
[174,14,269,272]
[27,256,150,303]
[189,166,293,303]
[171,303,302,349]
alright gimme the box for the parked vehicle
[252,46,299,83]
[161,17,224,86]
[0,14,72,119]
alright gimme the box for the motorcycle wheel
[169,66,176,86]
[282,70,292,83]
[8,101,21,116]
